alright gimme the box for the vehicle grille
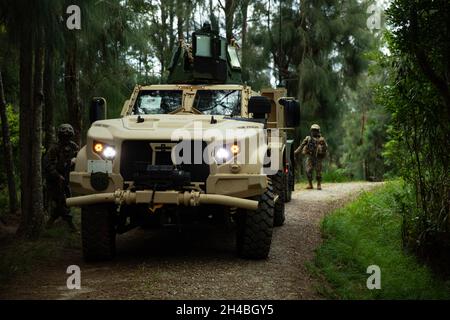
[120,140,210,184]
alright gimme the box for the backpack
[317,137,327,159]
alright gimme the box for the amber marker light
[94,142,104,153]
[231,144,240,155]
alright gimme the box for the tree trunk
[17,27,34,238]
[64,34,82,146]
[43,47,55,151]
[0,71,19,216]
[241,1,249,51]
[159,1,168,79]
[176,0,184,39]
[30,28,45,238]
[210,0,219,31]
[185,0,193,41]
[17,25,45,239]
[240,0,249,80]
[224,0,237,43]
[168,1,175,51]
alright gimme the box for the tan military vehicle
[67,23,300,261]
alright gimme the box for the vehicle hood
[88,115,265,142]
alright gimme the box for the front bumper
[69,170,268,199]
[66,190,259,211]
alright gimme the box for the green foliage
[322,167,354,183]
[76,1,160,118]
[294,161,355,183]
[378,0,450,262]
[340,50,391,181]
[4,104,19,147]
[0,104,19,193]
[281,0,374,166]
[312,182,450,299]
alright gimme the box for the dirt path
[0,182,382,300]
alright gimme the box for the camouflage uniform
[44,124,79,231]
[294,124,328,190]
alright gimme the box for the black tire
[236,186,274,259]
[286,168,294,203]
[271,170,286,226]
[81,205,116,262]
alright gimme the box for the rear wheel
[271,170,286,226]
[236,186,274,259]
[81,205,116,262]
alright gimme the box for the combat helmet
[310,124,321,131]
[57,123,75,139]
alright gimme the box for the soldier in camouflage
[44,124,79,231]
[294,124,328,190]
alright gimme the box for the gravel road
[0,182,382,300]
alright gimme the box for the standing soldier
[294,124,328,190]
[44,124,79,231]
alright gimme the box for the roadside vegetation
[295,166,356,184]
[311,182,450,300]
[0,216,81,286]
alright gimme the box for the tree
[30,26,45,236]
[64,0,82,145]
[8,0,47,239]
[219,0,238,42]
[253,0,374,165]
[43,44,56,150]
[0,71,19,216]
[381,0,450,264]
[147,0,177,80]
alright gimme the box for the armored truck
[66,23,300,261]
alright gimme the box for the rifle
[307,136,319,166]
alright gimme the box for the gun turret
[167,23,242,84]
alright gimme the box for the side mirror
[90,97,107,124]
[279,98,300,128]
[248,96,271,119]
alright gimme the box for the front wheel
[81,205,116,262]
[236,186,274,259]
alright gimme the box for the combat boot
[306,179,314,189]
[317,180,322,190]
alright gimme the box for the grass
[310,181,450,299]
[0,212,81,286]
[296,167,356,184]
[321,168,354,183]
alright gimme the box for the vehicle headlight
[214,143,240,163]
[93,141,116,160]
[103,146,117,159]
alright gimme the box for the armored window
[194,90,242,117]
[195,35,212,57]
[228,46,241,69]
[133,90,183,115]
[219,39,227,60]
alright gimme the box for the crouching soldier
[44,124,79,231]
[294,124,328,190]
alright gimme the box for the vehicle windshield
[193,90,241,116]
[133,90,183,115]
